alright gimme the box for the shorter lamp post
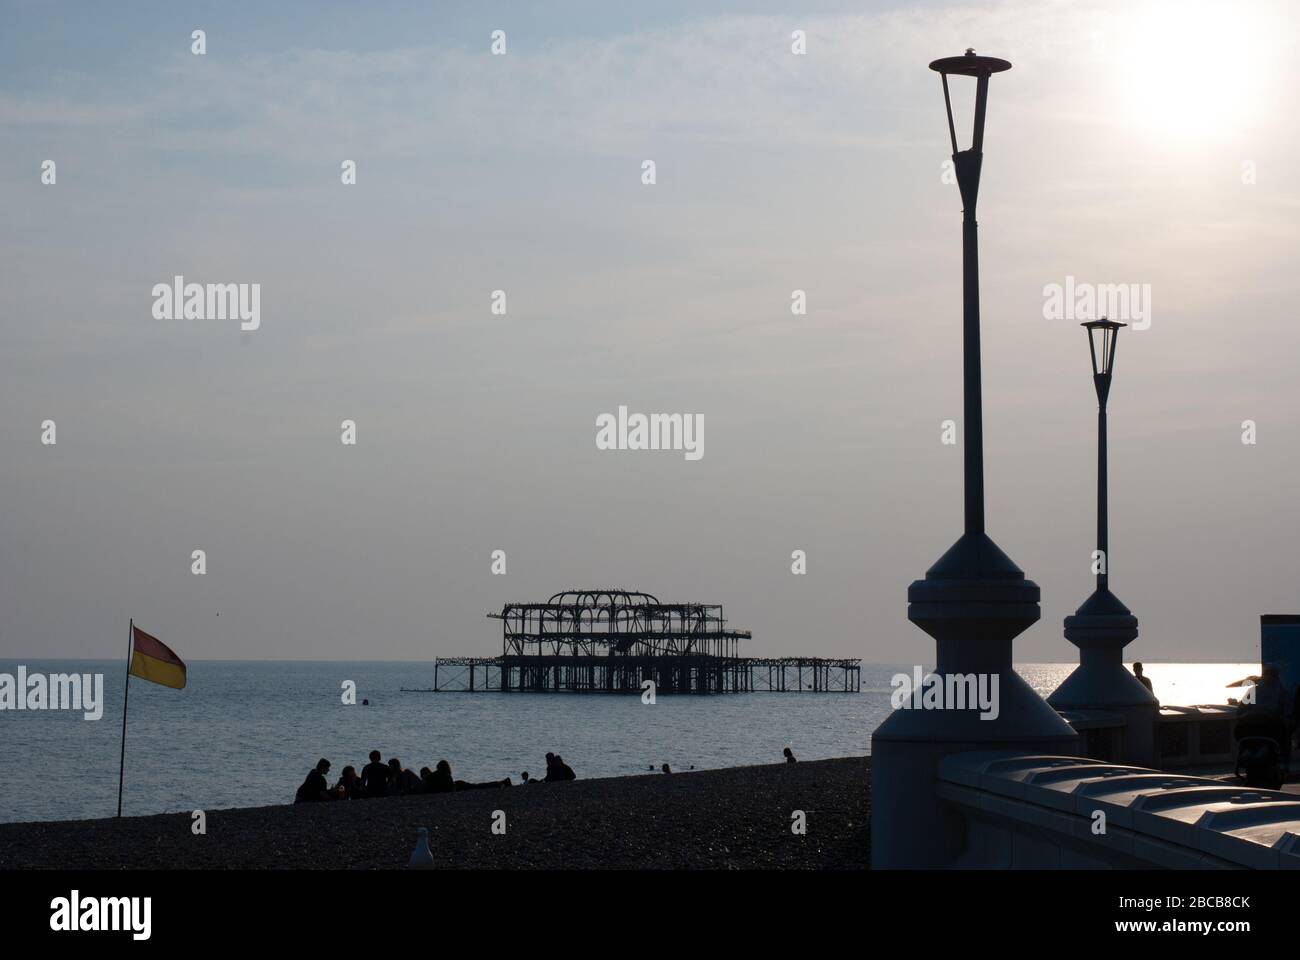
[1086,318,1121,594]
[1048,318,1158,766]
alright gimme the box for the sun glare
[1115,0,1278,141]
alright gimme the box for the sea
[0,659,1255,825]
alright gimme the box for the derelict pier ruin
[425,588,861,694]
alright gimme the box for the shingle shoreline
[0,757,870,870]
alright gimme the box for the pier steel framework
[418,589,861,694]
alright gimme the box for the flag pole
[117,618,133,818]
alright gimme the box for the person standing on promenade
[1132,663,1155,700]
[784,747,797,763]
[1237,666,1294,766]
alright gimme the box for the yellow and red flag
[128,624,187,690]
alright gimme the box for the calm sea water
[0,659,1254,824]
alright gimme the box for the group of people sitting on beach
[294,750,577,803]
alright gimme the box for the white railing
[936,751,1300,868]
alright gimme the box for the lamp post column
[955,68,988,536]
[1049,320,1157,766]
[870,50,1079,869]
[1097,389,1108,590]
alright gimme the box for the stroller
[1233,710,1289,790]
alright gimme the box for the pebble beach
[0,757,871,870]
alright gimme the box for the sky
[1,0,1297,664]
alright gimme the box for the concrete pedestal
[1048,588,1158,766]
[871,532,1079,868]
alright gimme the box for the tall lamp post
[1048,319,1158,766]
[871,50,1078,869]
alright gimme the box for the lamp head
[928,50,1013,78]
[1082,318,1125,407]
[929,49,1011,156]
[1082,318,1125,378]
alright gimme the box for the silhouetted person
[361,750,390,798]
[295,758,332,803]
[445,759,510,790]
[521,771,532,784]
[1132,662,1154,697]
[661,763,672,774]
[784,747,797,763]
[398,767,424,793]
[334,765,362,800]
[423,760,455,793]
[389,757,423,795]
[544,752,576,782]
[1237,665,1293,765]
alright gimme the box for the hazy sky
[2,0,1297,664]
